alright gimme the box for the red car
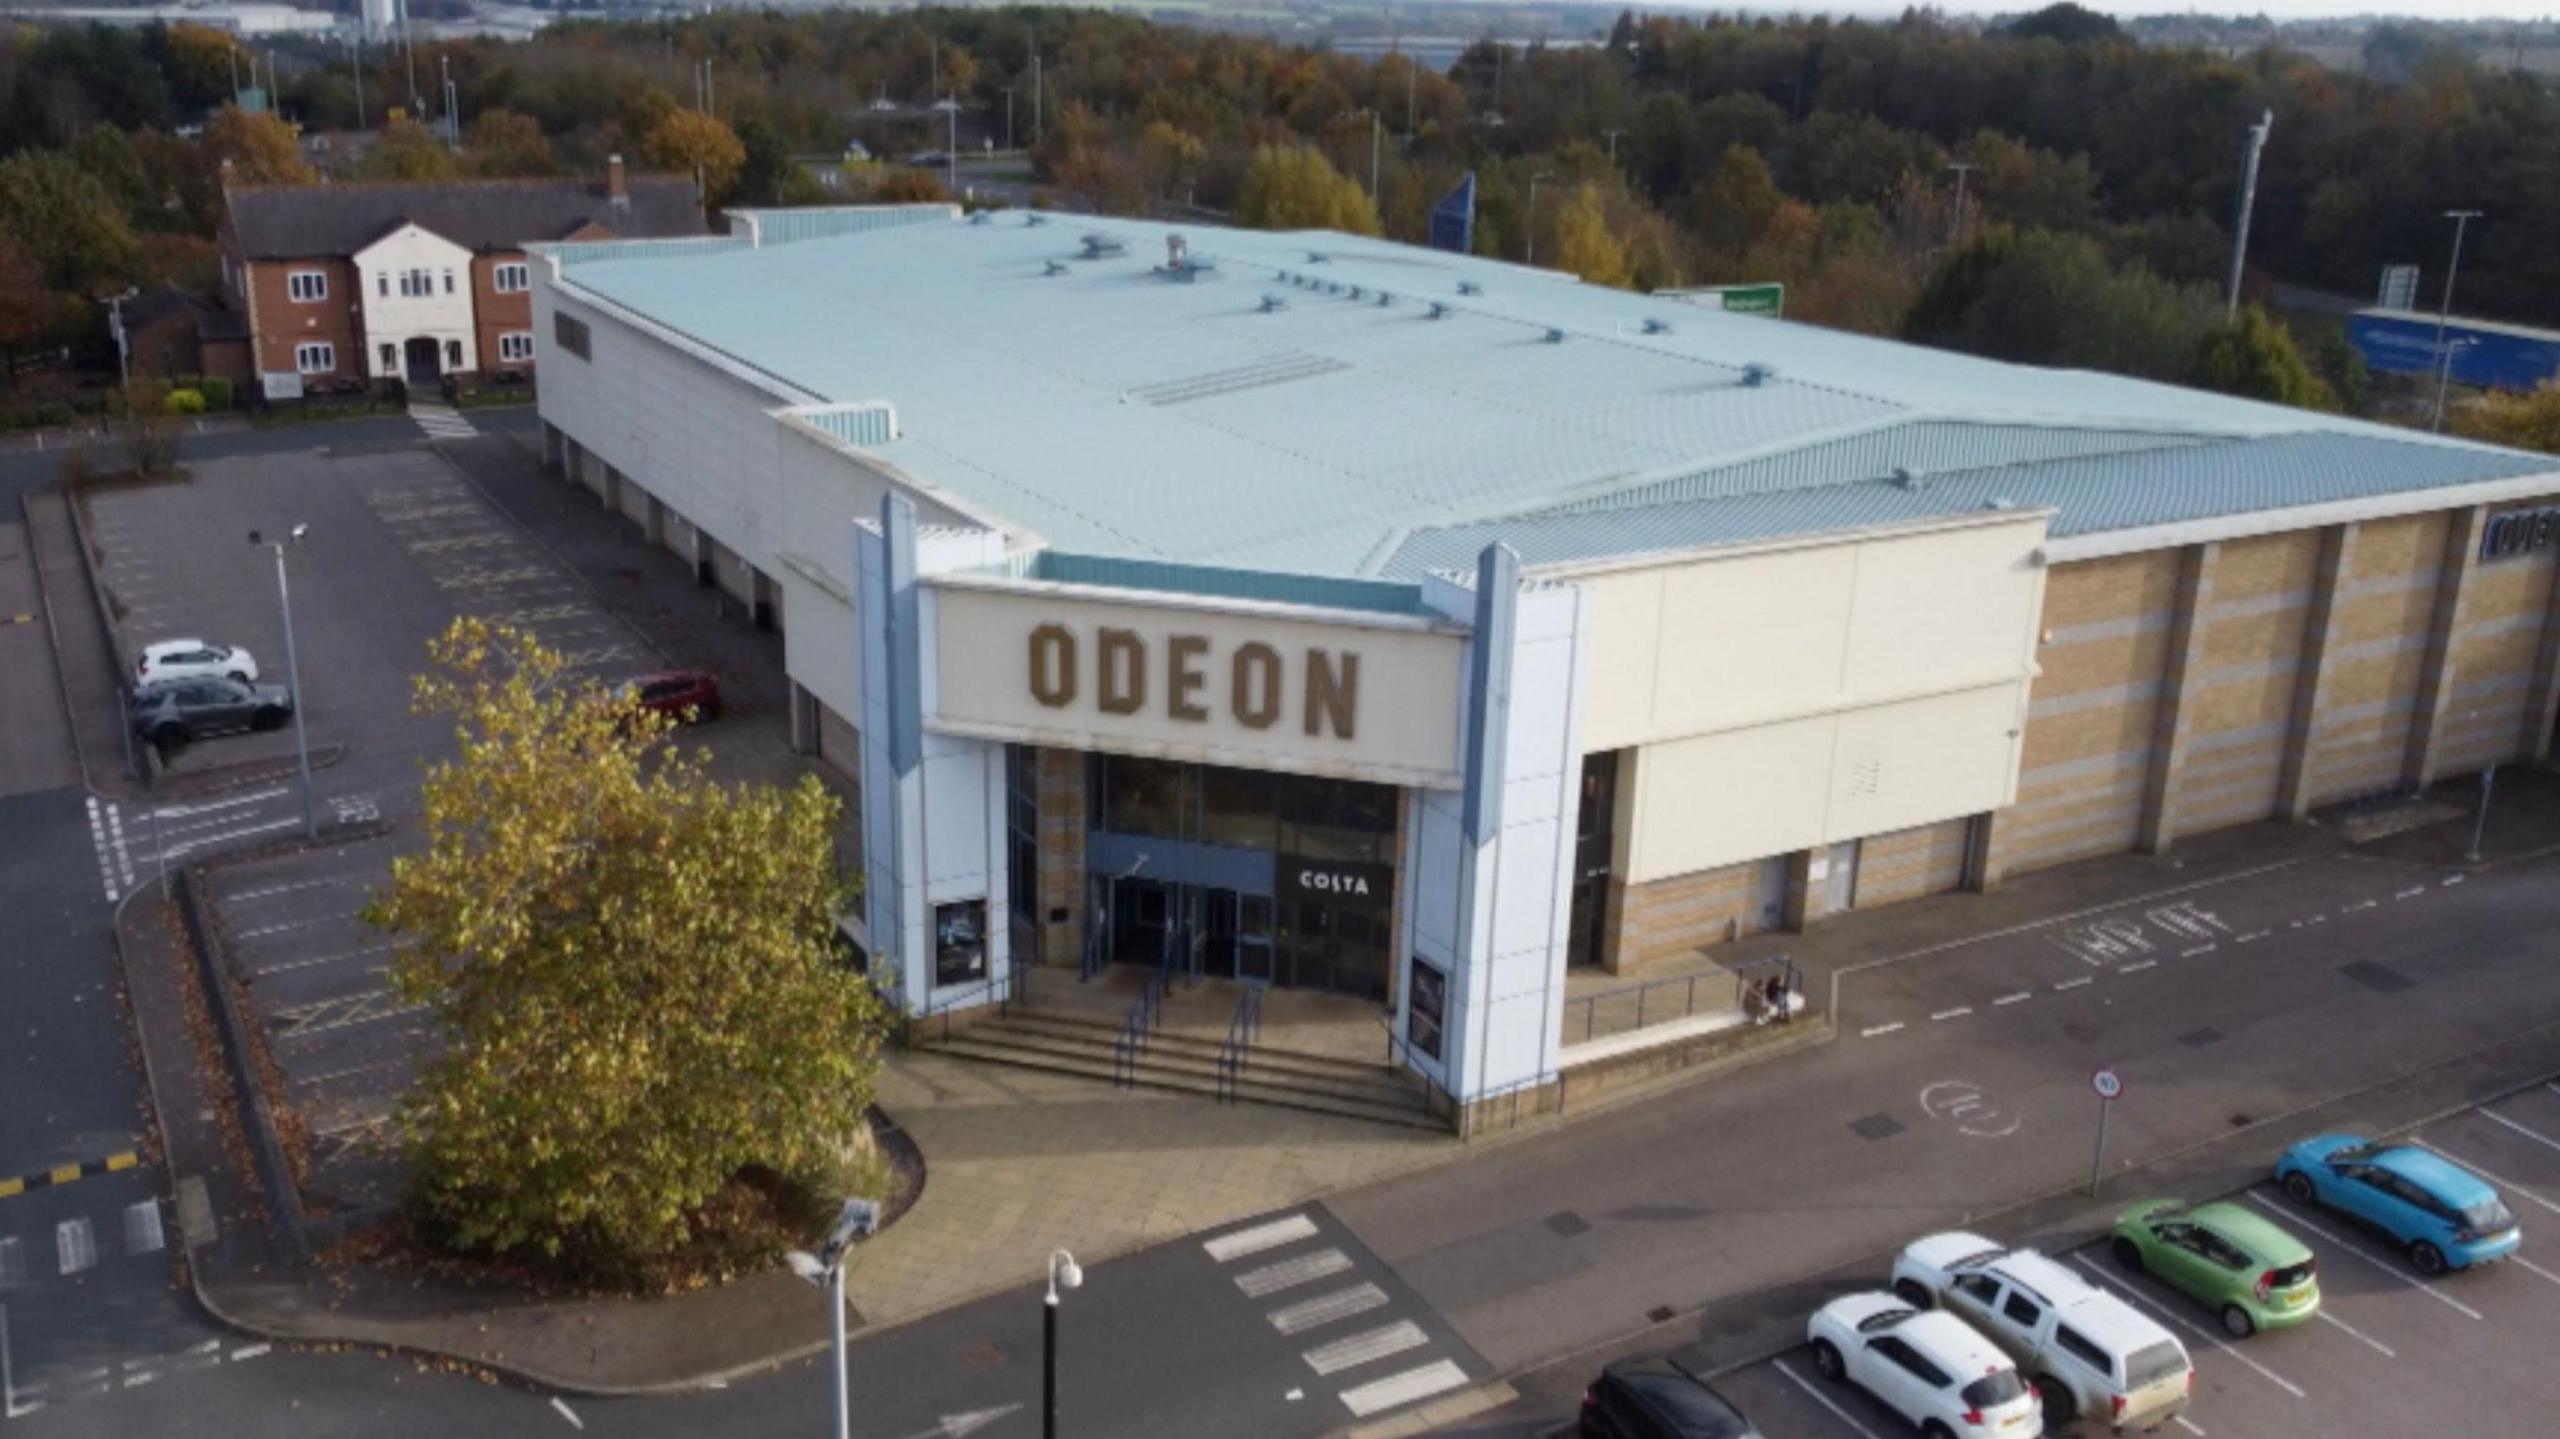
[622,669,723,724]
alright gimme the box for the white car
[1809,1291,2043,1438]
[137,638,259,687]
[1893,1233,2192,1433]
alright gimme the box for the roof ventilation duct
[1426,302,1449,320]
[1456,281,1482,295]
[1376,292,1392,307]
[1306,249,1331,263]
[1741,363,1774,387]
[1080,233,1127,259]
[1024,213,1048,227]
[1259,294,1289,313]
[1891,467,1924,490]
[1544,328,1566,344]
[968,211,992,226]
[1043,260,1068,276]
[1641,317,1671,335]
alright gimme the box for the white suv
[137,639,259,687]
[1893,1233,2192,1433]
[1808,1292,2042,1437]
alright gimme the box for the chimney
[606,154,629,210]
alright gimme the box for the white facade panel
[1629,718,1835,882]
[1824,684,2026,837]
[1840,521,2048,700]
[355,224,478,376]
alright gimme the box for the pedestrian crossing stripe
[0,1151,143,1201]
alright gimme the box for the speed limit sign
[2091,1067,2123,1101]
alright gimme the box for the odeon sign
[1025,623,1362,740]
[2483,505,2560,561]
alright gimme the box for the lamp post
[1946,161,1976,248]
[1602,126,1625,163]
[1044,1248,1083,1439]
[786,1198,881,1439]
[1350,109,1381,204]
[2431,209,2484,433]
[1001,84,1016,152]
[1525,171,1554,266]
[247,526,317,839]
[2223,110,2273,316]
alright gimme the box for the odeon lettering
[2482,505,2560,562]
[1025,623,1360,739]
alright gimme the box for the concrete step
[954,1018,1430,1112]
[993,1008,1395,1085]
[928,1028,1445,1132]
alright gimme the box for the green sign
[1707,283,1784,316]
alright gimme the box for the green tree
[2006,3,2123,43]
[1907,228,2215,383]
[203,105,315,186]
[362,118,462,182]
[1688,144,1781,255]
[644,109,745,204]
[0,150,138,296]
[1550,183,1631,288]
[0,237,52,386]
[2189,306,2335,410]
[1234,146,1379,235]
[2459,381,2560,455]
[464,109,557,177]
[365,621,884,1272]
[732,117,800,206]
[75,124,153,222]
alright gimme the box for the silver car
[131,677,294,748]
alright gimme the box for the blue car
[2276,1134,2521,1275]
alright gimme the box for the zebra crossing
[407,401,478,441]
[0,1199,168,1292]
[1200,1208,1479,1421]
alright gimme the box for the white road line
[233,914,350,940]
[2174,1417,2207,1437]
[1,1304,33,1420]
[121,1370,154,1388]
[0,1239,19,1290]
[226,876,346,902]
[153,815,302,861]
[2442,875,2466,887]
[252,943,395,978]
[2413,1140,2560,1217]
[2548,1082,2560,1102]
[152,788,287,820]
[1270,1283,1388,1335]
[1992,992,2033,1007]
[2316,1310,2397,1358]
[56,1219,95,1275]
[2181,944,2217,957]
[2069,1255,2305,1399]
[2243,1192,2482,1320]
[551,1396,584,1429]
[1237,1248,1353,1298]
[1931,1006,1972,1021]
[1860,1022,1906,1039]
[2054,977,2094,992]
[1204,1213,1319,1263]
[2481,1109,2560,1156]
[1303,1320,1427,1376]
[2508,1254,2560,1289]
[2342,900,2377,914]
[2119,960,2158,974]
[2303,915,2327,926]
[2394,887,2426,900]
[2237,930,2271,943]
[1338,1359,1467,1418]
[229,1344,270,1362]
[1771,1357,1885,1439]
[123,1200,165,1256]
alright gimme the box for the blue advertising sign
[1427,172,1476,256]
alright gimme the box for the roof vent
[1043,259,1069,276]
[1641,317,1672,335]
[1983,496,2016,510]
[1306,249,1331,264]
[1891,467,1924,490]
[1742,363,1774,387]
[1348,285,1364,300]
[1426,302,1448,320]
[1024,212,1049,227]
[1544,328,1566,344]
[1080,232,1126,259]
[1457,281,1482,296]
[1259,294,1288,313]
[969,211,992,226]
[1375,292,1392,307]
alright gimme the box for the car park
[131,675,295,748]
[2275,1133,2522,1274]
[1808,1292,2042,1437]
[1580,1357,1763,1438]
[2109,1198,2319,1337]
[1891,1235,2191,1432]
[136,637,259,686]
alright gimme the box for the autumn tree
[464,109,556,177]
[1549,183,1631,288]
[365,621,884,1272]
[1234,145,1378,235]
[362,118,462,182]
[202,105,314,186]
[2189,306,2335,410]
[644,108,744,204]
[1689,145,1781,256]
[0,150,138,295]
[0,238,51,385]
[2460,381,2560,455]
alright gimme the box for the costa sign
[1282,856,1394,910]
[1026,623,1360,740]
[2482,505,2560,562]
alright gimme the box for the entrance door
[1202,889,1240,981]
[1236,894,1274,985]
[403,335,441,386]
[1112,878,1171,964]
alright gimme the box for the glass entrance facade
[1087,755,1397,1001]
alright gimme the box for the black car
[132,676,294,749]
[1581,1358,1762,1439]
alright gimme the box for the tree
[2005,4,2123,44]
[2459,381,2560,455]
[644,109,745,204]
[1907,228,2217,384]
[1689,144,1781,255]
[164,22,242,111]
[1234,146,1379,235]
[0,150,138,295]
[0,237,50,385]
[362,118,462,182]
[732,117,799,207]
[464,109,556,177]
[871,168,952,204]
[364,621,884,1272]
[1550,184,1631,288]
[203,105,315,186]
[2189,306,2335,410]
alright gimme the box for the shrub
[198,377,233,410]
[163,388,207,415]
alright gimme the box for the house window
[400,268,433,298]
[378,343,396,371]
[553,312,591,360]
[442,269,455,295]
[377,273,389,298]
[287,270,327,303]
[493,262,530,293]
[445,339,463,369]
[498,332,535,362]
[294,342,335,374]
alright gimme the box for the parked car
[131,676,293,748]
[2110,1199,2319,1337]
[2276,1134,2522,1274]
[136,638,258,686]
[1580,1357,1762,1438]
[1892,1234,2191,1433]
[1808,1292,2042,1438]
[620,669,723,723]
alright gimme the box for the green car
[2111,1198,2320,1337]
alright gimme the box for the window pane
[1200,765,1273,850]
[1100,756,1182,839]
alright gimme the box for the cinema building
[528,207,2560,1124]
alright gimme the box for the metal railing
[1111,963,1172,1087]
[1215,987,1264,1104]
[899,954,1032,1049]
[1560,953,1802,1048]
[1374,1012,1559,1137]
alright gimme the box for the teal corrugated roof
[554,214,2559,578]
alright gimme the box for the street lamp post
[248,526,317,839]
[786,1198,881,1439]
[1946,161,1976,248]
[1602,127,1625,163]
[1044,1248,1083,1439]
[1350,110,1380,204]
[2431,208,2484,433]
[2223,110,2274,316]
[1001,84,1016,152]
[1525,171,1554,266]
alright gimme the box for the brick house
[217,158,701,399]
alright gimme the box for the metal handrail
[1112,963,1172,1087]
[899,954,1034,1048]
[1560,953,1802,1048]
[1374,1011,1557,1135]
[1215,987,1263,1104]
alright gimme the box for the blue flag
[1427,172,1476,255]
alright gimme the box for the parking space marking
[1929,1006,1971,1022]
[2315,1310,2397,1358]
[2242,1193,2482,1320]
[2053,977,2093,992]
[251,942,394,978]
[1991,992,2032,1007]
[2478,1109,2560,1156]
[2069,1255,2306,1399]
[1860,1023,1904,1039]
[2172,1416,2205,1436]
[2412,1140,2560,1217]
[152,788,287,820]
[271,989,429,1039]
[1770,1357,1886,1439]
[2119,959,2158,974]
